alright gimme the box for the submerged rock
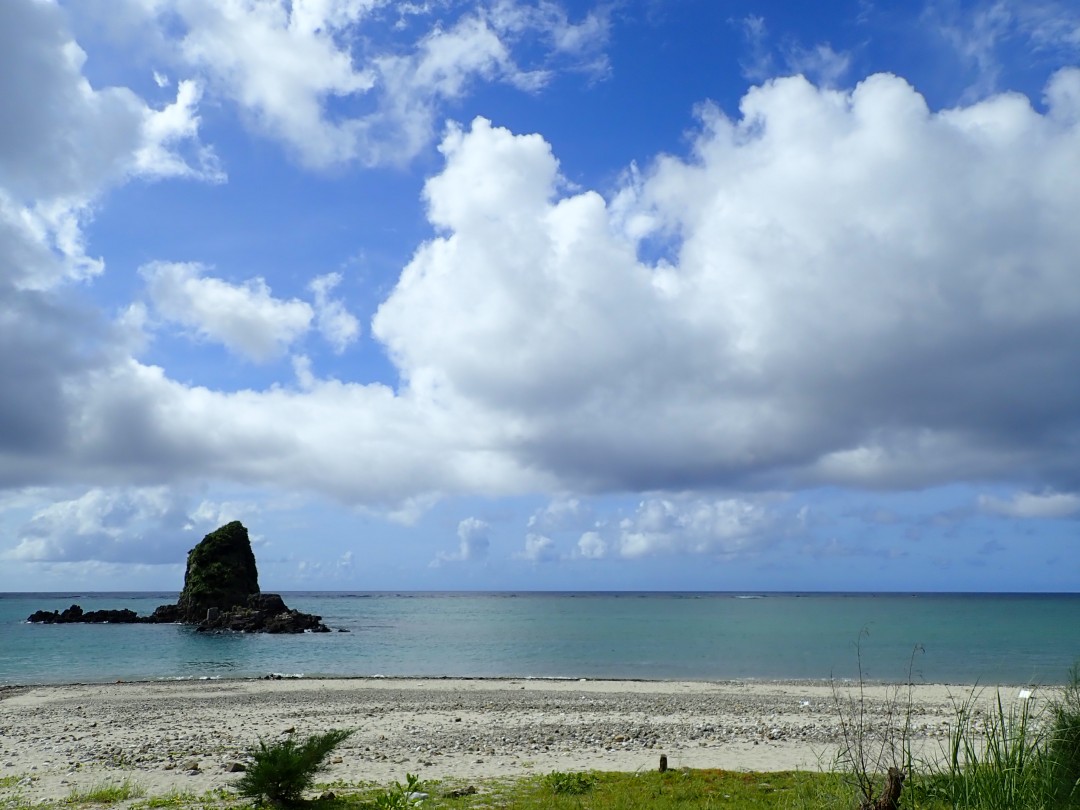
[27,522,330,633]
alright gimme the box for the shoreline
[1,669,1051,690]
[0,677,1057,805]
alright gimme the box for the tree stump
[862,767,904,810]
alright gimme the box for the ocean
[1,592,1078,686]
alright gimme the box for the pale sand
[0,678,1049,803]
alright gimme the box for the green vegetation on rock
[176,521,260,622]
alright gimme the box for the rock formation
[176,521,261,623]
[27,522,329,633]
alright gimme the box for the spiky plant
[235,729,353,806]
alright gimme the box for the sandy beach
[0,678,1049,804]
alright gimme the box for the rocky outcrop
[176,521,260,623]
[27,522,330,633]
[196,594,330,633]
[26,606,141,624]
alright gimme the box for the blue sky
[1,0,1079,593]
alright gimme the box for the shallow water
[1,591,1077,685]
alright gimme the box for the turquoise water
[1,592,1078,686]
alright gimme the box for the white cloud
[3,487,199,564]
[375,69,1080,495]
[309,272,361,353]
[0,0,215,290]
[134,79,224,182]
[141,261,314,362]
[519,532,557,562]
[7,54,1080,521]
[431,516,490,565]
[576,530,607,559]
[108,0,609,167]
[168,0,377,167]
[527,497,590,532]
[979,491,1080,519]
[616,498,772,559]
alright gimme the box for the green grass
[130,790,200,809]
[0,777,24,791]
[65,780,145,805]
[289,769,843,810]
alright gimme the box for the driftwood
[862,767,904,810]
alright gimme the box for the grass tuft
[66,780,145,805]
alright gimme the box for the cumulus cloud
[431,516,490,565]
[141,262,314,362]
[377,69,1080,496]
[615,498,772,559]
[7,49,1080,522]
[576,530,607,559]
[979,491,1080,519]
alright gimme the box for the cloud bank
[3,0,1080,578]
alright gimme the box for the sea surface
[1,592,1078,686]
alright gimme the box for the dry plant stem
[832,631,921,810]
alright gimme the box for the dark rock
[176,521,260,623]
[27,606,142,624]
[27,522,331,634]
[196,593,330,634]
[147,603,182,623]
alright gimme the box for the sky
[1,0,1079,593]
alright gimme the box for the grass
[65,781,145,805]
[130,790,200,809]
[301,769,843,809]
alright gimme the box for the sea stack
[176,521,261,622]
[165,520,330,633]
[29,521,330,633]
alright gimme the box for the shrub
[371,774,426,810]
[544,771,596,795]
[234,729,353,806]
